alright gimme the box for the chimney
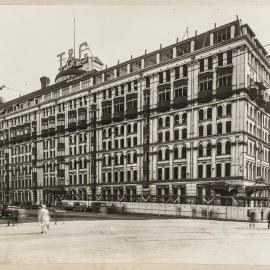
[40,76,50,89]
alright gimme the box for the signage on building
[57,42,91,71]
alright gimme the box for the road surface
[0,218,269,265]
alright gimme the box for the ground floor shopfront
[0,178,256,205]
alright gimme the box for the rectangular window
[198,165,203,178]
[217,72,232,87]
[165,167,170,180]
[158,168,163,180]
[218,53,223,66]
[174,83,187,97]
[173,167,178,179]
[227,50,232,65]
[216,163,221,177]
[133,170,137,181]
[114,171,118,182]
[175,67,180,79]
[159,72,163,84]
[207,124,212,136]
[127,171,131,181]
[208,56,213,70]
[199,77,213,92]
[159,89,171,101]
[166,70,170,82]
[146,76,150,88]
[183,64,188,77]
[206,164,211,178]
[214,27,231,44]
[181,166,186,179]
[217,122,223,134]
[225,163,231,176]
[199,59,204,72]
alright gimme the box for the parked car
[73,202,87,212]
[1,205,19,222]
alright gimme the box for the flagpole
[73,17,76,58]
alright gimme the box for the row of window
[103,123,138,138]
[102,136,138,151]
[102,170,138,183]
[158,141,231,161]
[158,121,231,143]
[247,103,270,129]
[157,162,231,181]
[102,152,137,167]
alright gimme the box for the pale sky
[0,4,270,102]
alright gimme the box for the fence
[105,201,269,222]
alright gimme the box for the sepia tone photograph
[0,1,270,269]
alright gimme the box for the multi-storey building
[0,19,270,205]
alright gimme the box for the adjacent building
[0,19,270,204]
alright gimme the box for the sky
[0,4,270,102]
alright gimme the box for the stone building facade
[0,19,270,204]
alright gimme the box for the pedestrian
[249,211,256,229]
[261,209,264,221]
[38,204,50,234]
[267,211,270,229]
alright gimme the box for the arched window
[199,109,204,120]
[217,142,222,155]
[158,150,163,161]
[182,128,187,139]
[207,108,212,119]
[225,141,231,155]
[182,147,187,158]
[217,106,223,117]
[165,116,170,127]
[182,113,187,124]
[226,104,231,115]
[206,143,212,156]
[174,148,179,159]
[158,118,163,128]
[133,123,137,133]
[102,156,106,166]
[165,149,170,160]
[198,145,203,157]
[84,159,87,168]
[108,128,112,136]
[127,124,131,134]
[174,115,179,125]
[133,152,137,163]
[115,126,119,136]
[102,129,106,138]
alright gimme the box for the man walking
[38,205,50,234]
[249,211,256,229]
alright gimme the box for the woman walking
[38,205,50,234]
